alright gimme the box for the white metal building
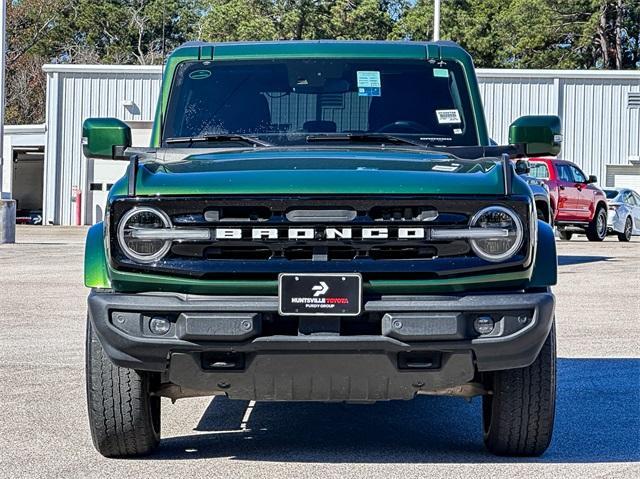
[42,64,160,225]
[1,65,639,225]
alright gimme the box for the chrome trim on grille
[130,228,211,241]
[286,209,357,222]
[430,228,510,240]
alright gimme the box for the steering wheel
[374,120,427,134]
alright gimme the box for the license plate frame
[278,273,363,316]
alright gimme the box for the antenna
[433,0,441,41]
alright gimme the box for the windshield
[162,58,478,147]
[604,190,620,199]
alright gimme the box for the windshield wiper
[165,134,272,147]
[305,133,433,148]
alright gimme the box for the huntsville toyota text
[82,41,560,458]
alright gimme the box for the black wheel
[618,217,632,242]
[482,323,556,456]
[536,206,547,223]
[558,230,572,241]
[86,316,161,457]
[586,206,607,241]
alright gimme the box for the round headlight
[470,206,524,262]
[117,207,172,263]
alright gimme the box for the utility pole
[434,0,441,41]
[0,0,15,244]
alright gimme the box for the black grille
[109,195,533,279]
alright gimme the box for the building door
[87,160,128,224]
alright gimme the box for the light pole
[0,0,15,244]
[434,0,441,41]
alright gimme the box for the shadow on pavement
[151,358,640,463]
[558,255,613,266]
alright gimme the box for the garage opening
[606,162,640,190]
[12,146,45,225]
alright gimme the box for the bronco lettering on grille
[214,227,429,240]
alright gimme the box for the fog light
[474,316,495,335]
[149,317,171,335]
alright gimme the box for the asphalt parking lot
[0,226,638,478]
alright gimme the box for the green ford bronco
[83,40,560,458]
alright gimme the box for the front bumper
[88,289,555,401]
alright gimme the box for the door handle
[559,185,565,190]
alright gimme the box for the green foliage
[327,0,397,40]
[389,0,433,41]
[60,0,202,64]
[198,1,402,41]
[200,0,278,42]
[393,0,640,69]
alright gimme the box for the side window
[570,166,586,183]
[633,192,640,205]
[556,164,573,182]
[625,192,637,206]
[529,162,550,179]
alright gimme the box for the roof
[168,40,470,62]
[42,64,161,74]
[4,124,46,135]
[177,39,459,49]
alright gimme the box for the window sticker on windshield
[436,109,461,124]
[357,71,381,97]
[189,70,212,80]
[433,68,449,78]
[421,136,452,142]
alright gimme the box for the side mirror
[82,118,131,160]
[587,175,597,184]
[514,159,531,175]
[509,115,562,157]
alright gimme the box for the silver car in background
[605,188,640,242]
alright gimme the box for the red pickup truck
[528,157,608,241]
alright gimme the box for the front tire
[482,323,556,456]
[586,206,607,241]
[558,230,572,241]
[618,217,632,242]
[86,316,161,457]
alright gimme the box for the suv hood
[121,148,508,196]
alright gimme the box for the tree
[392,0,640,69]
[328,0,398,40]
[5,0,74,124]
[4,0,203,124]
[59,0,202,65]
[199,0,279,41]
[199,0,404,42]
